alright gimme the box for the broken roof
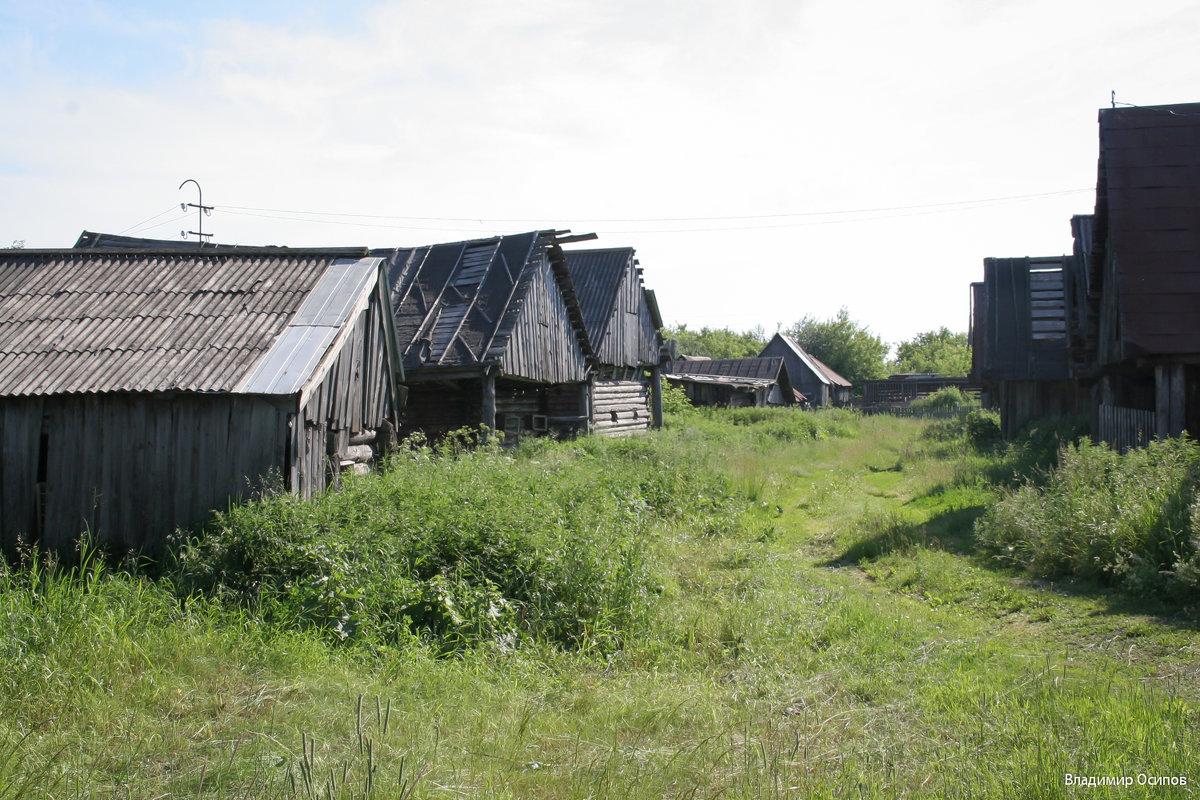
[375,231,593,381]
[0,247,382,396]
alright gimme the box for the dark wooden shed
[375,231,594,440]
[969,254,1087,437]
[0,247,404,555]
[1077,102,1200,442]
[759,333,852,406]
[663,357,794,408]
[564,247,665,435]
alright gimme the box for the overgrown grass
[977,436,1200,598]
[168,429,754,654]
[2,409,1198,798]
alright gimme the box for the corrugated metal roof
[664,357,785,381]
[0,249,369,396]
[1094,102,1200,358]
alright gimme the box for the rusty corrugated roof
[0,248,368,395]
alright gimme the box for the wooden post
[650,367,664,429]
[579,380,592,436]
[481,368,497,441]
[1156,363,1186,438]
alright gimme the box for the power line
[219,188,1092,228]
[118,205,181,235]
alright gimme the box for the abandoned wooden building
[564,247,665,435]
[662,357,794,408]
[759,333,852,406]
[1071,102,1200,444]
[969,254,1087,438]
[0,247,404,555]
[375,231,595,440]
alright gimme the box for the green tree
[785,308,888,385]
[894,327,971,376]
[664,324,766,359]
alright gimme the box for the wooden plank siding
[293,289,399,498]
[492,255,589,385]
[0,393,290,555]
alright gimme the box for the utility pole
[178,178,214,244]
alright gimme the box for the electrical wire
[220,188,1091,226]
[118,205,183,235]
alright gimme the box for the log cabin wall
[591,379,651,436]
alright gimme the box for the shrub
[168,429,749,653]
[910,386,973,409]
[976,436,1200,598]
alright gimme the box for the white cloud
[2,0,1200,343]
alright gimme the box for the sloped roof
[1094,102,1200,357]
[0,247,379,396]
[563,246,662,369]
[764,334,852,387]
[664,357,785,383]
[375,231,592,376]
[563,247,631,345]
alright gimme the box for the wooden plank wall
[0,394,288,556]
[592,379,651,436]
[595,266,660,370]
[400,382,479,439]
[295,296,396,498]
[1097,404,1155,452]
[997,379,1087,440]
[497,258,589,384]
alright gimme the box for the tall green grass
[976,436,1200,597]
[167,426,770,653]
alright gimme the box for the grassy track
[0,411,1196,798]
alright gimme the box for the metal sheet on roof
[236,257,379,395]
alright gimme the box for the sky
[2,0,1199,348]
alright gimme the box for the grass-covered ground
[1,409,1197,798]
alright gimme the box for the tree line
[665,309,970,385]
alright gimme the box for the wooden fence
[1096,404,1155,452]
[858,405,972,419]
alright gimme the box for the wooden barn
[0,246,404,555]
[663,357,794,408]
[1070,102,1200,445]
[759,333,852,406]
[376,231,595,440]
[969,254,1087,438]
[564,247,665,435]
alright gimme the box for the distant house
[759,333,851,406]
[1070,102,1200,444]
[564,247,665,435]
[375,231,594,440]
[663,357,794,407]
[0,246,404,555]
[969,255,1087,438]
